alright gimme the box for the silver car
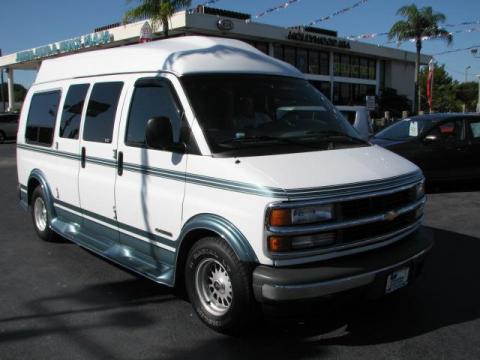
[0,113,19,143]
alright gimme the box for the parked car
[0,112,19,143]
[372,113,480,182]
[17,36,432,334]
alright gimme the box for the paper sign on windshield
[409,121,418,137]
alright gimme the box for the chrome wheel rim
[34,197,47,232]
[195,258,233,316]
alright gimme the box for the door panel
[466,117,480,178]
[418,119,468,181]
[50,83,88,224]
[115,75,188,264]
[78,80,125,248]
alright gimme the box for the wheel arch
[173,214,258,286]
[27,169,56,219]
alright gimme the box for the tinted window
[83,82,123,143]
[182,74,364,156]
[60,84,89,139]
[429,120,464,141]
[25,91,61,146]
[126,79,184,147]
[468,118,480,139]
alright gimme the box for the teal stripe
[18,143,286,198]
[54,199,176,251]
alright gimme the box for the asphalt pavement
[0,142,479,360]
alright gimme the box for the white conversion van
[17,36,432,334]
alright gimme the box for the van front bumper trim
[252,227,433,302]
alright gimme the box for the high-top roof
[35,36,302,84]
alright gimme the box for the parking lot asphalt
[0,142,479,360]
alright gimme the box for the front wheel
[185,237,257,334]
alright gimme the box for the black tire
[30,186,57,242]
[0,131,5,144]
[185,237,258,335]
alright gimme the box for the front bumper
[253,227,433,302]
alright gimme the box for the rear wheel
[31,186,57,241]
[185,237,257,334]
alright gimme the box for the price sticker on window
[409,121,418,137]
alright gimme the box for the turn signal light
[268,236,291,252]
[269,209,291,226]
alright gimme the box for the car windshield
[375,118,433,141]
[181,75,366,156]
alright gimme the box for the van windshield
[181,74,367,156]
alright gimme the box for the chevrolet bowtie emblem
[385,210,399,221]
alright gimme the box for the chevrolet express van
[17,36,432,334]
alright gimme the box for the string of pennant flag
[306,0,369,26]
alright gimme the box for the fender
[28,169,56,222]
[178,213,259,263]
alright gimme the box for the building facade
[0,6,430,112]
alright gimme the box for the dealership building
[0,6,430,112]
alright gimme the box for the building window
[283,46,295,67]
[83,82,123,143]
[308,50,319,74]
[296,48,308,73]
[60,84,89,139]
[334,54,376,80]
[333,82,375,106]
[273,44,283,60]
[319,52,330,75]
[309,80,331,100]
[25,91,61,146]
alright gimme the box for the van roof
[35,36,303,84]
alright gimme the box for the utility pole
[464,66,471,113]
[0,49,5,113]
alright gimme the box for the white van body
[17,36,431,332]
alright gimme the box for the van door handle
[118,151,123,176]
[81,147,86,168]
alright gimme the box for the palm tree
[389,4,452,113]
[124,0,192,38]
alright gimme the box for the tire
[0,131,5,144]
[185,237,257,334]
[30,186,57,242]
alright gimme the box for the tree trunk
[415,39,422,114]
[163,16,169,38]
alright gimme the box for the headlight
[269,204,334,226]
[415,180,425,199]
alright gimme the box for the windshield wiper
[302,130,369,144]
[218,135,328,149]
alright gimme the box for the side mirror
[423,134,438,143]
[145,117,185,153]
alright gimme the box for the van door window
[83,82,123,143]
[125,78,185,148]
[25,91,61,146]
[59,84,90,139]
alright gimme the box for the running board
[50,217,175,286]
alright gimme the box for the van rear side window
[25,91,61,146]
[59,84,90,139]
[83,82,123,143]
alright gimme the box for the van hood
[218,145,420,199]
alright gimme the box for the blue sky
[1,0,479,87]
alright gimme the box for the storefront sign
[287,31,350,49]
[16,31,114,63]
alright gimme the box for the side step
[50,217,175,286]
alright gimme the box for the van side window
[126,78,186,148]
[83,82,123,143]
[59,84,89,139]
[25,91,61,146]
